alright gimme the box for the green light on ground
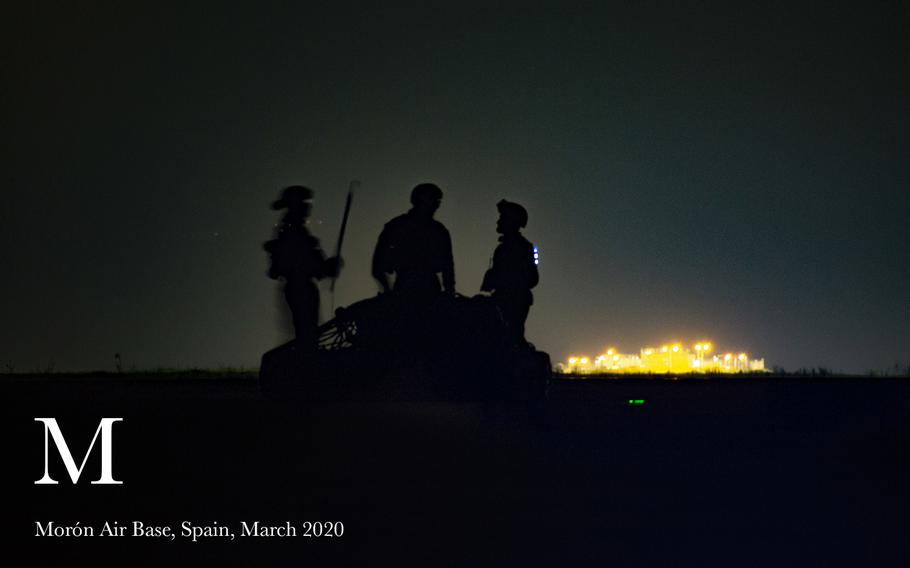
[628,399,645,406]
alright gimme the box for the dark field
[6,374,910,566]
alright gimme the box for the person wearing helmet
[481,199,539,344]
[371,183,455,299]
[264,185,342,349]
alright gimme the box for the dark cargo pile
[260,293,551,401]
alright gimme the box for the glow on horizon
[558,340,766,374]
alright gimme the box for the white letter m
[34,418,123,485]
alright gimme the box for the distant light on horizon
[559,340,765,374]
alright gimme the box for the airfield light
[628,399,645,406]
[560,341,764,375]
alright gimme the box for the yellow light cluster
[560,340,765,374]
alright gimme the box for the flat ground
[5,374,909,566]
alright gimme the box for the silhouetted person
[372,183,455,299]
[264,186,341,349]
[481,200,538,344]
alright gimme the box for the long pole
[329,180,358,311]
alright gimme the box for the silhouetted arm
[481,245,503,292]
[441,228,455,294]
[322,255,342,279]
[371,226,392,292]
[308,241,339,280]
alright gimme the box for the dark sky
[2,2,908,373]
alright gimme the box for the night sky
[2,2,908,373]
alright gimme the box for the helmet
[496,199,528,228]
[272,185,314,210]
[410,183,443,205]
